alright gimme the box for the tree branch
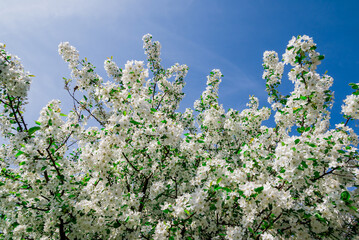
[122,152,140,173]
[139,173,152,212]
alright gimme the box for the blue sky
[1,0,359,129]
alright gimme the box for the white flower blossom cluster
[59,42,103,91]
[0,35,358,239]
[104,58,122,83]
[342,93,359,119]
[58,42,79,69]
[143,34,162,72]
[262,51,284,86]
[0,44,31,98]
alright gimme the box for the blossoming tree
[0,35,358,239]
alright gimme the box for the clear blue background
[1,0,358,129]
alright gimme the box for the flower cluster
[0,35,358,240]
[0,44,31,98]
[342,93,359,119]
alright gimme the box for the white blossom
[0,34,357,240]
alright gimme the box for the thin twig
[65,87,105,126]
[122,152,140,173]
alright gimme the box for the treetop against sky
[0,1,359,239]
[0,0,358,129]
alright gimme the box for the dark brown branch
[151,82,157,104]
[122,152,140,173]
[155,92,167,110]
[0,52,11,63]
[205,191,217,202]
[28,205,49,212]
[43,170,50,183]
[311,167,339,182]
[65,87,105,126]
[16,201,49,212]
[46,147,64,184]
[59,217,68,240]
[285,185,293,192]
[41,194,50,202]
[254,211,272,235]
[255,212,283,239]
[54,131,73,153]
[139,173,152,212]
[15,96,28,131]
[6,95,24,132]
[173,177,178,198]
[345,117,351,127]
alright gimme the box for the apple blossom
[0,34,358,239]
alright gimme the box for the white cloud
[0,0,130,27]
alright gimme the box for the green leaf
[341,191,350,202]
[28,126,41,135]
[216,178,222,184]
[12,222,19,228]
[297,127,305,133]
[301,161,308,168]
[222,187,232,192]
[293,107,302,114]
[130,119,141,125]
[306,142,316,148]
[318,55,325,61]
[254,186,264,194]
[184,209,191,216]
[315,213,326,223]
[294,139,300,144]
[349,83,359,89]
[60,113,67,117]
[15,151,24,157]
[19,161,26,166]
[287,46,294,50]
[35,121,41,125]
